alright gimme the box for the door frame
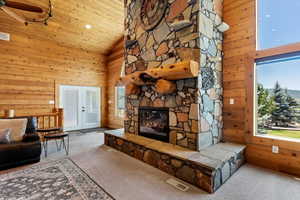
[58,84,101,131]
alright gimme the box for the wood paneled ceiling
[0,0,124,54]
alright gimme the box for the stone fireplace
[124,0,224,151]
[139,107,169,142]
[105,0,246,193]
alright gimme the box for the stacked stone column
[124,0,223,151]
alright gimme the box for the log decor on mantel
[125,83,140,96]
[155,79,176,94]
[146,60,199,80]
[118,60,199,95]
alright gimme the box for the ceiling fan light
[85,24,92,29]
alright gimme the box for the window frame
[251,0,300,142]
[115,86,125,118]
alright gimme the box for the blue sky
[258,0,300,49]
[257,58,300,90]
[257,0,300,90]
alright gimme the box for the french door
[59,85,101,131]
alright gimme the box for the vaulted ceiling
[0,0,124,54]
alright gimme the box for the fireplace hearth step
[104,129,246,193]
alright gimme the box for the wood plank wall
[0,31,108,127]
[106,38,124,129]
[223,0,300,176]
[223,0,255,144]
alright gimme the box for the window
[257,0,300,50]
[256,54,300,140]
[115,86,125,117]
[255,1,300,141]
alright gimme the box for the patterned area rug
[0,159,114,200]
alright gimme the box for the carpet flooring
[40,130,106,161]
[1,131,300,200]
[72,145,300,200]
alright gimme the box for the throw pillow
[0,128,11,144]
[0,119,28,142]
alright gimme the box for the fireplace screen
[139,107,169,142]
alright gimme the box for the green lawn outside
[267,129,300,139]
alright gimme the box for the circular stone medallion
[140,0,168,31]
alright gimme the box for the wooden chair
[33,109,69,157]
[37,128,69,157]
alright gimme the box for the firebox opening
[138,107,169,142]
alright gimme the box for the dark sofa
[0,117,42,170]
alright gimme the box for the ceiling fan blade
[5,1,43,13]
[1,6,28,25]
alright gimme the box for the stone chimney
[124,0,224,151]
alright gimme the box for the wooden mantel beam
[118,60,199,86]
[147,60,199,80]
[118,60,199,95]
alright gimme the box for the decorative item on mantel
[118,60,199,95]
[0,0,53,25]
[214,14,230,33]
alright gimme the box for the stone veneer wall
[198,0,223,149]
[124,0,223,151]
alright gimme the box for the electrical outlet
[272,145,279,154]
[230,98,235,105]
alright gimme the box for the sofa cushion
[0,140,41,168]
[0,128,11,144]
[23,133,40,142]
[3,117,37,134]
[0,119,27,142]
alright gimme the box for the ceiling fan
[0,0,45,25]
